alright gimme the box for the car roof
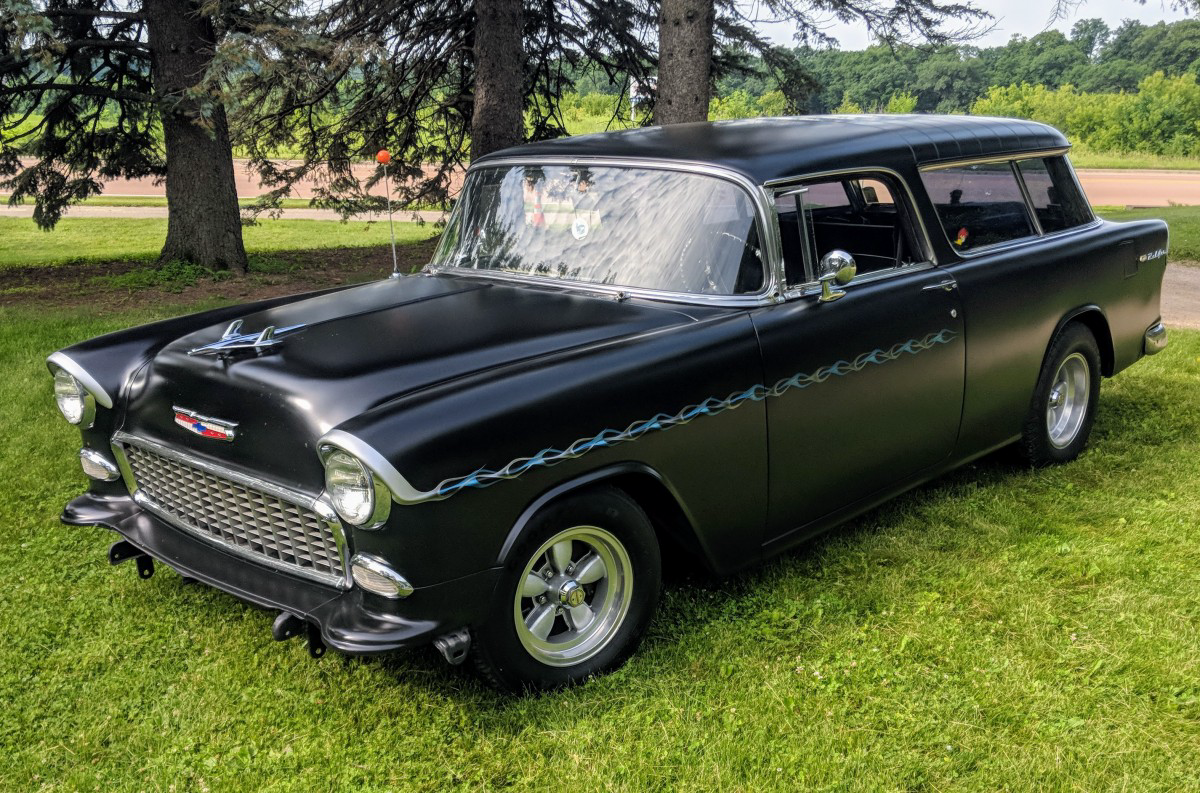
[474,115,1069,185]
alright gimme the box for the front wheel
[1020,323,1102,466]
[473,487,661,692]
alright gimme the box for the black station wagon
[50,116,1169,691]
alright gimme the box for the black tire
[473,486,661,693]
[1020,323,1102,466]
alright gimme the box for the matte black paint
[54,117,1167,656]
[478,115,1069,184]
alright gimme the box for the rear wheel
[473,487,661,692]
[1020,323,1102,466]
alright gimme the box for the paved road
[1078,169,1200,207]
[1162,264,1200,330]
[5,162,1200,207]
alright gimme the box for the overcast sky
[758,0,1192,50]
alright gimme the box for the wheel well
[602,472,711,572]
[501,468,712,572]
[1064,309,1114,376]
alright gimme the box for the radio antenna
[377,149,400,278]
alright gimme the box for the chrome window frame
[918,148,1101,259]
[428,156,784,307]
[111,432,352,589]
[763,166,939,301]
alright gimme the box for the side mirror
[817,250,856,303]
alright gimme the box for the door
[755,171,966,546]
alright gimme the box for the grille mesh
[123,443,344,584]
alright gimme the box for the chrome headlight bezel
[320,446,392,528]
[53,368,97,428]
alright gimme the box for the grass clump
[91,260,233,293]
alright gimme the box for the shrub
[885,92,918,114]
[970,73,1200,156]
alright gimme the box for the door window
[774,173,923,287]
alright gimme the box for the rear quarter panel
[940,217,1168,454]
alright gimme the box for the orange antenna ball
[376,149,391,165]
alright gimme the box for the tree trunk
[471,0,525,159]
[655,0,715,125]
[145,0,247,273]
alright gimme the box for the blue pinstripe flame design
[419,328,958,502]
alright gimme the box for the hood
[118,274,700,487]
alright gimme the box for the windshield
[431,165,765,296]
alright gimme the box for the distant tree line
[714,17,1200,114]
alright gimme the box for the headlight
[53,369,95,427]
[323,448,391,527]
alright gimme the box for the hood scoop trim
[187,320,306,357]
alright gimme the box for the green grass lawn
[0,217,437,269]
[0,299,1197,789]
[2,195,322,209]
[1069,146,1200,171]
[1099,206,1200,261]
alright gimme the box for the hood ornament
[187,319,306,357]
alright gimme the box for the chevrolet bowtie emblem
[173,407,238,441]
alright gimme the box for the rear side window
[920,162,1035,251]
[1016,157,1093,232]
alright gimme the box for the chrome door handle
[922,279,957,292]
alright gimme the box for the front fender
[325,311,769,583]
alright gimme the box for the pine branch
[0,82,153,103]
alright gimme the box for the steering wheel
[675,230,760,295]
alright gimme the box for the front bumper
[63,492,501,655]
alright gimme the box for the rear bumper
[62,492,501,655]
[1144,321,1168,355]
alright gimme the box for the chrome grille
[120,440,345,586]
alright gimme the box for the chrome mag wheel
[1046,352,1090,448]
[513,525,633,667]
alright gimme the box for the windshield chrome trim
[428,156,783,307]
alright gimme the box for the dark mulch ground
[0,240,439,312]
